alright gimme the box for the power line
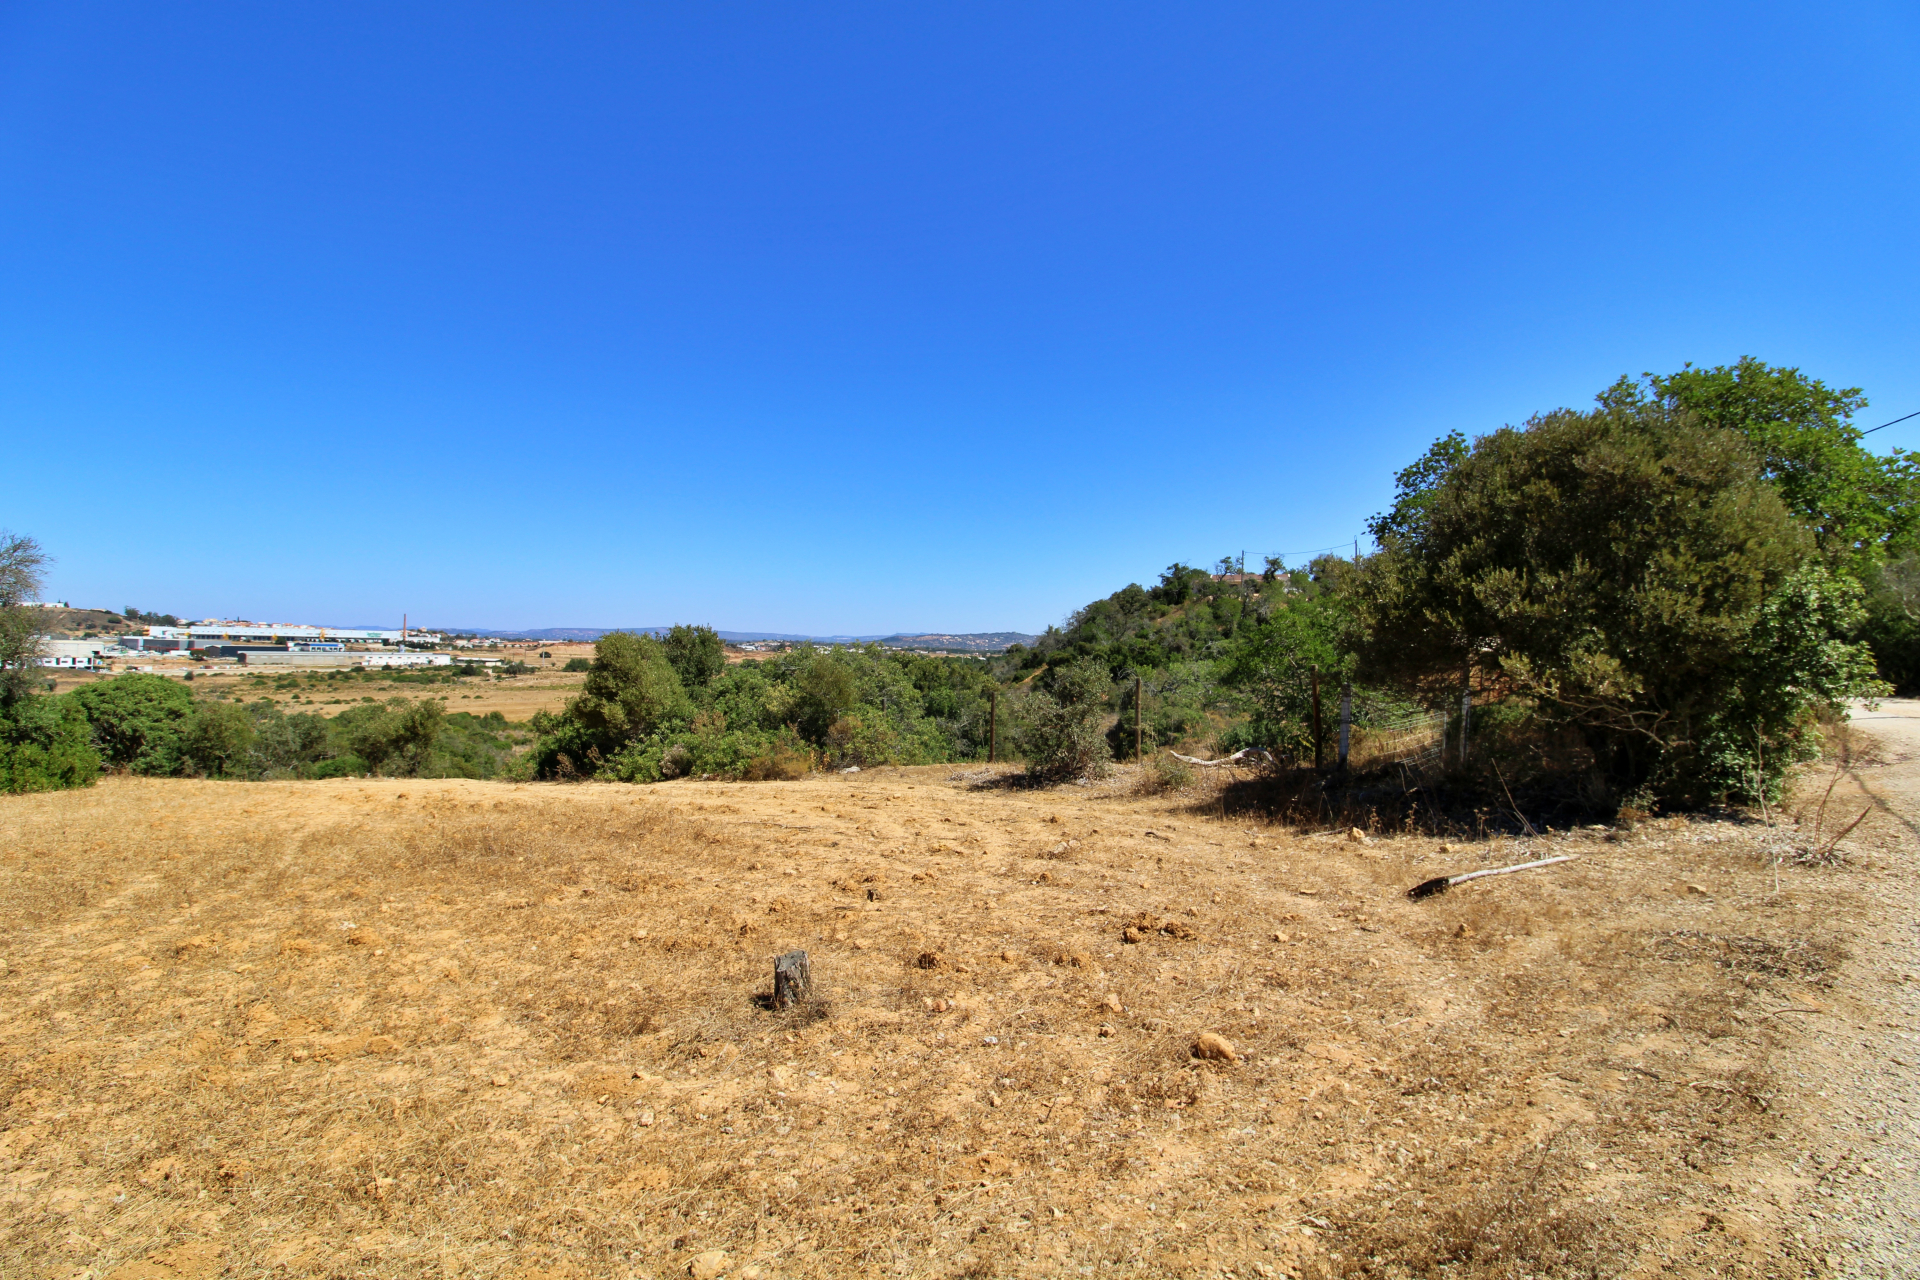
[1861,410,1920,437]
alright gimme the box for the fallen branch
[1407,854,1577,900]
[1166,748,1271,769]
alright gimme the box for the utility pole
[1311,666,1323,770]
[989,689,997,764]
[1121,675,1136,767]
[1459,653,1473,766]
[1338,682,1352,771]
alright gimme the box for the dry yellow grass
[0,764,1893,1279]
[45,667,587,720]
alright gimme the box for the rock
[1192,1032,1238,1062]
[1271,930,1290,943]
[1438,842,1454,855]
[1454,923,1472,938]
[1101,992,1124,1015]
[1685,883,1710,896]
[637,1109,655,1126]
[1001,949,1021,963]
[915,951,945,970]
[1346,828,1368,844]
[491,1074,510,1087]
[929,998,950,1013]
[1122,927,1146,945]
[687,1249,730,1280]
[1098,1023,1116,1038]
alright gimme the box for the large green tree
[1605,358,1920,565]
[1361,396,1881,803]
[68,673,195,773]
[533,632,690,776]
[1220,571,1354,765]
[662,624,726,690]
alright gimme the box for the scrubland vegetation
[3,360,1918,1278]
[5,358,1917,823]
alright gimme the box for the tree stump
[773,949,812,1010]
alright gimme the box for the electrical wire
[1860,410,1919,437]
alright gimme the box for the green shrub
[333,698,446,777]
[180,702,257,778]
[1360,398,1885,805]
[67,672,194,773]
[0,695,101,793]
[1018,659,1113,782]
[1144,751,1195,792]
[662,625,725,689]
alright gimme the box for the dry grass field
[46,667,589,722]
[0,745,1909,1279]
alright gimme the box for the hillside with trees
[5,358,1914,811]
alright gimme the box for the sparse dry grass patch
[0,768,1878,1278]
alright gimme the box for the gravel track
[1799,700,1920,1276]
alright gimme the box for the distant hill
[880,632,1037,653]
[27,606,142,638]
[445,626,1038,652]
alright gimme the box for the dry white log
[1166,748,1271,768]
[1408,854,1577,899]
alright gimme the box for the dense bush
[0,694,100,793]
[531,637,1000,781]
[43,672,524,780]
[1357,395,1884,804]
[1860,553,1920,694]
[1017,658,1113,782]
[67,672,193,773]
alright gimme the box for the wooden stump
[773,949,812,1010]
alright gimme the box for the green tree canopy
[1221,568,1354,764]
[68,673,194,773]
[662,624,726,689]
[1360,396,1881,802]
[1606,358,1920,565]
[180,702,257,778]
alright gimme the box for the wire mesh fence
[1349,707,1448,769]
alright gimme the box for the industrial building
[140,623,439,650]
[37,639,113,668]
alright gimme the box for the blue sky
[3,3,1917,635]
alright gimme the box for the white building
[147,623,437,646]
[36,639,118,669]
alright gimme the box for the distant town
[24,603,1037,673]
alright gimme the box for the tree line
[4,357,1912,807]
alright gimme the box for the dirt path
[1798,701,1920,1276]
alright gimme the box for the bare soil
[0,732,1911,1279]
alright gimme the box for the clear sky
[3,3,1917,635]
